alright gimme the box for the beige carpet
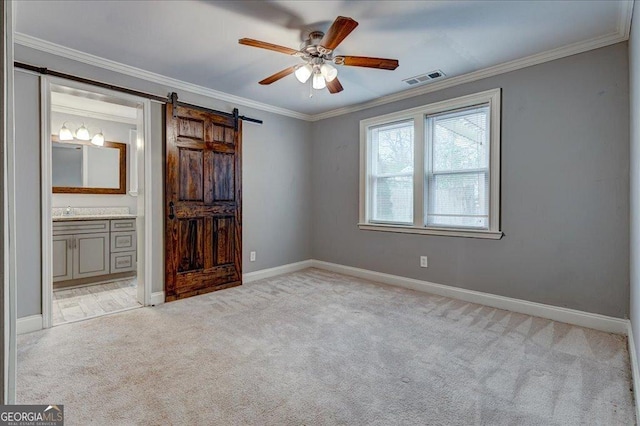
[17,268,635,425]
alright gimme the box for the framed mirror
[51,135,127,194]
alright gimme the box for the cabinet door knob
[169,201,175,220]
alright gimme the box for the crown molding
[619,0,634,39]
[14,0,633,123]
[13,32,313,121]
[311,1,633,121]
[312,33,631,121]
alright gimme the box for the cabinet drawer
[53,220,109,235]
[110,231,136,252]
[110,251,136,273]
[111,219,136,232]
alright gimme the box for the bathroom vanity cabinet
[53,218,137,283]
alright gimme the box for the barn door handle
[169,202,175,220]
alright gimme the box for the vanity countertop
[53,214,137,222]
[52,207,133,221]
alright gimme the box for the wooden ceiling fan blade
[238,38,299,55]
[320,16,359,51]
[327,78,344,94]
[335,56,399,70]
[259,66,297,85]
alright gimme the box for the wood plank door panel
[165,104,242,301]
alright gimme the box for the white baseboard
[627,321,640,422]
[311,260,628,335]
[150,291,165,306]
[17,315,43,335]
[145,257,628,336]
[243,260,314,283]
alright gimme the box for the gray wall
[14,45,312,317]
[311,43,630,318]
[14,72,41,318]
[629,4,640,367]
[242,112,311,272]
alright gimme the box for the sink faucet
[64,206,73,216]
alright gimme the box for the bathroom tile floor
[52,278,141,325]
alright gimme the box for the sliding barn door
[165,104,242,301]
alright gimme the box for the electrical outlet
[420,256,428,268]
[250,251,256,262]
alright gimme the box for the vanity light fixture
[59,123,74,141]
[75,123,90,141]
[91,130,105,146]
[58,122,105,145]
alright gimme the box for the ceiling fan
[238,16,399,94]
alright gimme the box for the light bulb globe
[312,73,326,90]
[59,124,73,141]
[91,132,105,146]
[320,63,338,82]
[76,124,90,141]
[294,64,313,83]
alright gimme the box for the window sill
[357,223,503,240]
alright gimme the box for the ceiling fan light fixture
[320,63,338,82]
[240,16,398,95]
[312,72,327,90]
[294,64,313,83]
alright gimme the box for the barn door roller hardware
[168,92,262,130]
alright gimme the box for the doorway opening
[41,77,152,327]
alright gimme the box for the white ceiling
[14,1,632,117]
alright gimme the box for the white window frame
[359,88,502,239]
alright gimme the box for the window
[359,89,502,239]
[370,120,414,224]
[427,105,489,229]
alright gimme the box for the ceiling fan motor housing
[300,31,331,57]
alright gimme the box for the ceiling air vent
[403,70,446,86]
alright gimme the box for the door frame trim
[40,77,51,328]
[40,75,153,328]
[138,95,153,306]
[4,0,16,404]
